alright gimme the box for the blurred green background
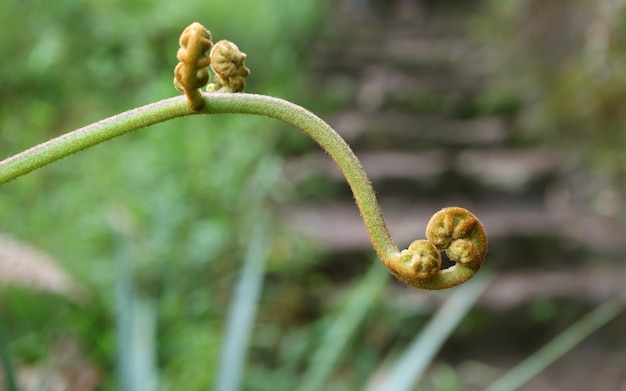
[0,0,323,389]
[1,0,625,390]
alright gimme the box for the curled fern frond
[426,207,487,269]
[395,240,442,281]
[0,23,489,291]
[206,40,250,93]
[383,207,487,290]
[173,22,213,110]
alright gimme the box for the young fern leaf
[170,23,488,289]
[0,22,488,290]
[207,40,250,93]
[387,207,487,290]
[173,22,213,110]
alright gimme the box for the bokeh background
[1,0,625,390]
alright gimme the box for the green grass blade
[0,316,19,391]
[372,272,493,391]
[110,212,158,391]
[485,291,626,391]
[213,215,272,391]
[112,217,136,391]
[296,261,390,391]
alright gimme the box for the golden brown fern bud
[173,22,213,110]
[426,207,487,269]
[383,207,487,290]
[206,40,250,93]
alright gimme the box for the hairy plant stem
[0,92,484,290]
[0,93,396,255]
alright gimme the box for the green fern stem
[0,92,485,290]
[0,93,396,255]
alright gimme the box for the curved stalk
[0,92,396,253]
[0,96,191,184]
[0,92,486,289]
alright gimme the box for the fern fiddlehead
[392,207,487,290]
[0,23,487,290]
[173,22,213,110]
[207,40,250,93]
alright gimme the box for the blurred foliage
[0,0,323,389]
[474,0,626,218]
[4,1,623,390]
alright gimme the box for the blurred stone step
[349,65,483,112]
[283,200,624,253]
[285,147,557,194]
[382,35,484,75]
[328,110,508,147]
[313,37,482,80]
[387,267,626,310]
[285,150,447,183]
[332,1,473,39]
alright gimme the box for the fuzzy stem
[0,93,398,260]
[198,93,399,260]
[0,96,192,184]
[0,92,485,290]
